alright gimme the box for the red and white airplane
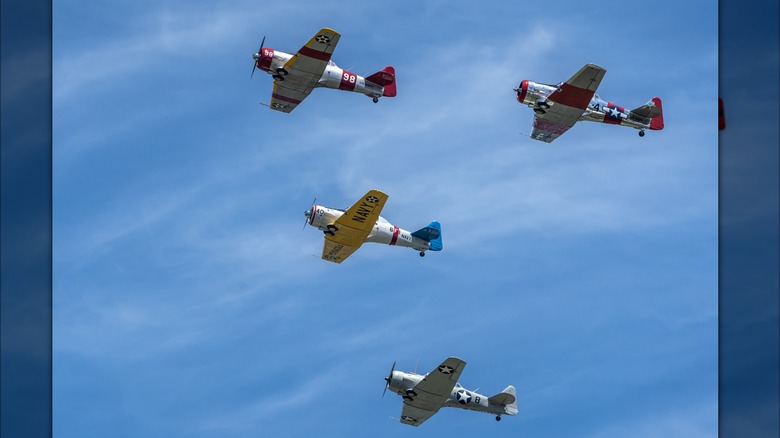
[514,64,664,142]
[250,28,396,113]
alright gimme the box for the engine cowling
[255,47,275,72]
[515,79,529,104]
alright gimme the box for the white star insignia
[366,196,379,203]
[456,389,471,404]
[438,365,454,374]
[315,35,330,44]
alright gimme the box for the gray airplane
[383,357,518,427]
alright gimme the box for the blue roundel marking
[606,105,624,120]
[456,389,472,404]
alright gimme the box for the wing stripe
[271,92,303,104]
[548,83,595,109]
[533,117,572,135]
[297,45,333,62]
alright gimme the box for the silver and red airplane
[250,28,396,113]
[304,190,442,264]
[383,357,518,427]
[514,64,664,142]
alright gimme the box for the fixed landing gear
[495,415,502,422]
[272,68,288,81]
[372,97,379,103]
[638,130,645,137]
[419,251,425,257]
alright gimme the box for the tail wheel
[419,252,425,257]
[372,97,379,103]
[495,416,501,422]
[639,130,645,137]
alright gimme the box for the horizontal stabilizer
[489,385,518,415]
[365,66,395,87]
[411,221,442,251]
[630,100,662,119]
[488,390,516,406]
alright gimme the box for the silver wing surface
[269,28,341,113]
[531,64,606,142]
[399,357,466,427]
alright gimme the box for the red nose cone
[257,47,274,72]
[516,80,529,103]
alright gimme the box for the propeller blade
[302,197,316,230]
[251,35,266,79]
[383,361,396,398]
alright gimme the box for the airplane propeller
[251,35,266,79]
[383,361,396,398]
[303,198,316,230]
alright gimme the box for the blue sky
[53,1,718,437]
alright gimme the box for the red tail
[366,66,396,97]
[650,97,664,130]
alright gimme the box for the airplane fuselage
[306,205,432,252]
[515,79,657,131]
[255,48,386,99]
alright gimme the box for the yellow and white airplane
[251,28,396,113]
[304,190,442,264]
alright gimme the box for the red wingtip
[650,97,664,130]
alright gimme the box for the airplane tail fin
[488,386,518,416]
[629,97,664,131]
[411,221,442,251]
[649,97,664,130]
[366,66,396,97]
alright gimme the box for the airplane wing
[269,28,341,113]
[399,357,467,427]
[530,64,606,142]
[270,80,313,113]
[320,189,388,263]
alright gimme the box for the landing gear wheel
[495,416,501,422]
[324,230,334,237]
[402,395,413,401]
[419,252,425,257]
[406,390,417,398]
[533,108,547,115]
[638,130,645,137]
[372,97,379,103]
[276,67,289,76]
[326,224,338,233]
[272,74,284,81]
[538,101,550,109]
